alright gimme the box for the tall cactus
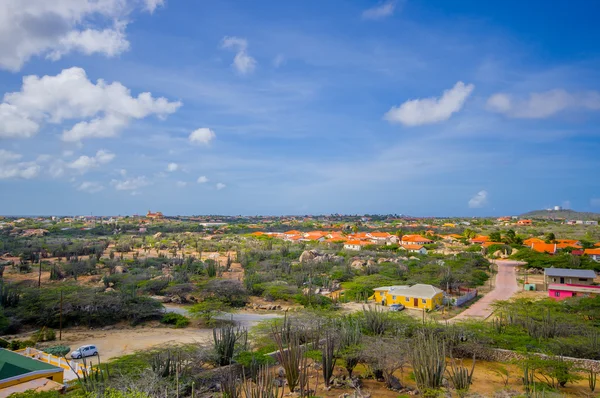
[410,330,446,391]
[447,355,476,397]
[213,324,248,366]
[321,332,336,387]
[589,369,597,392]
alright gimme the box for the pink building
[548,283,600,300]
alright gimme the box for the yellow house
[0,348,64,392]
[372,284,444,310]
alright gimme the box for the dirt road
[61,327,214,362]
[450,260,522,322]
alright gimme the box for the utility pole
[59,290,63,341]
[38,251,42,288]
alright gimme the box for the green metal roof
[0,349,60,380]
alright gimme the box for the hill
[520,209,600,220]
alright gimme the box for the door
[560,277,565,284]
[414,298,419,307]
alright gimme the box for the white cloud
[0,149,22,164]
[0,0,163,71]
[189,128,216,145]
[68,150,115,174]
[468,190,488,209]
[144,0,165,13]
[591,198,600,207]
[47,22,129,61]
[0,150,39,179]
[273,54,286,68]
[62,150,74,157]
[111,176,150,191]
[176,181,187,187]
[362,1,397,20]
[221,36,257,75]
[0,104,39,138]
[0,67,181,140]
[167,162,179,172]
[216,182,226,190]
[197,176,209,184]
[384,81,474,126]
[486,89,600,119]
[77,181,104,193]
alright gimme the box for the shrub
[43,345,70,357]
[160,313,190,328]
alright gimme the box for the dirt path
[58,327,213,362]
[450,260,522,322]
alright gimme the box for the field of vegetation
[1,216,599,397]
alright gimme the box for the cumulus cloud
[216,182,226,190]
[68,150,115,174]
[77,181,104,193]
[176,181,187,187]
[221,36,257,75]
[468,190,488,209]
[144,0,165,13]
[487,89,600,119]
[362,0,398,20]
[111,176,150,191]
[189,128,216,145]
[197,176,209,184]
[0,0,162,71]
[384,81,474,126]
[0,67,181,140]
[166,162,179,172]
[0,149,40,179]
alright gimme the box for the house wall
[0,370,63,389]
[545,276,594,286]
[374,290,443,310]
[548,288,574,301]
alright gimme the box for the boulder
[351,260,365,269]
[299,250,319,263]
[366,259,376,267]
[114,265,127,274]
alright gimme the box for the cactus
[589,369,597,392]
[242,365,282,398]
[410,330,446,391]
[321,332,336,388]
[213,324,248,366]
[447,355,475,397]
[221,369,241,398]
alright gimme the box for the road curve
[450,260,522,322]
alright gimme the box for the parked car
[389,304,405,312]
[71,345,98,359]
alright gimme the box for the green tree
[189,299,230,325]
[489,231,502,242]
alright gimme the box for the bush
[43,345,70,357]
[160,313,190,328]
[138,278,169,295]
[261,283,299,301]
[9,339,35,350]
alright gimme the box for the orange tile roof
[402,244,425,250]
[345,240,370,246]
[595,242,600,247]
[585,248,600,255]
[556,242,582,249]
[401,235,433,243]
[471,236,489,243]
[369,232,392,238]
[530,242,556,254]
[251,232,265,236]
[523,238,545,246]
[483,241,504,248]
[284,230,302,235]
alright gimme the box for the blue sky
[1,0,600,216]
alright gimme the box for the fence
[443,289,478,307]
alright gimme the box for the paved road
[164,305,283,328]
[450,260,522,322]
